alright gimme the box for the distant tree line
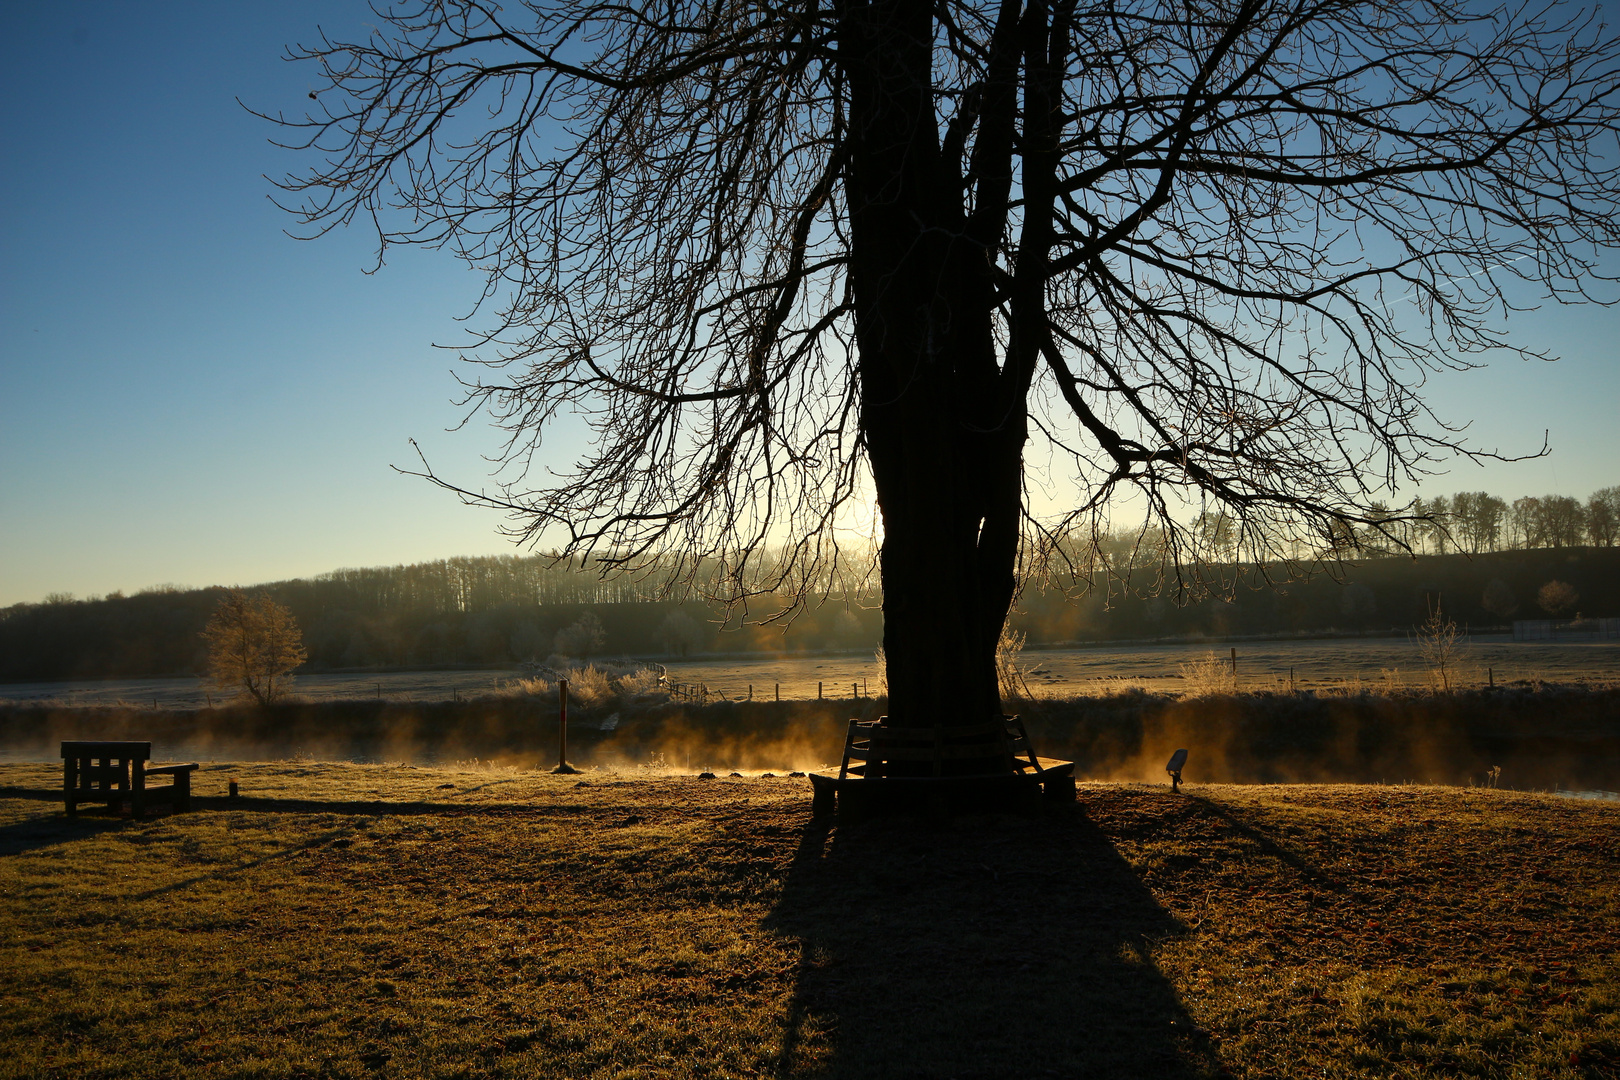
[0,554,884,682]
[1379,487,1619,555]
[2,486,1614,681]
[1010,487,1618,600]
[1014,547,1618,644]
[3,540,1616,683]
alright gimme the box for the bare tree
[1539,494,1589,547]
[268,0,1620,767]
[203,590,307,705]
[1510,496,1543,549]
[1451,491,1507,553]
[1413,496,1454,555]
[1589,486,1620,547]
[1353,502,1402,557]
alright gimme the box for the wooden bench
[62,741,199,818]
[809,716,1075,817]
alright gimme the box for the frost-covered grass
[0,764,1616,1078]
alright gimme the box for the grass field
[1,763,1617,1078]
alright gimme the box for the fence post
[552,678,578,774]
[559,678,568,764]
[775,683,780,702]
[818,681,823,700]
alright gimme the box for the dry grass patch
[0,762,1615,1078]
[1095,784,1620,1078]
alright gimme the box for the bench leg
[175,770,192,813]
[1043,774,1077,802]
[105,757,132,815]
[810,778,836,819]
[64,759,77,817]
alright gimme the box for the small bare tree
[1415,596,1461,692]
[203,590,307,705]
[1178,652,1234,698]
[994,622,1034,703]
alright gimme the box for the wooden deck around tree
[810,716,1077,816]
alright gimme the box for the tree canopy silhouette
[271,0,1620,736]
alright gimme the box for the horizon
[9,504,1614,611]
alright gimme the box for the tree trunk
[839,0,1027,774]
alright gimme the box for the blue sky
[1,2,518,607]
[2,2,1617,607]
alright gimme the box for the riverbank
[3,685,1618,791]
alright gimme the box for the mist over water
[3,685,1617,794]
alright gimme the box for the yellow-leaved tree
[202,589,307,704]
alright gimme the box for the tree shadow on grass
[764,803,1220,1079]
[0,808,127,857]
[1183,794,1343,891]
[0,785,627,827]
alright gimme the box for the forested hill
[3,548,1618,683]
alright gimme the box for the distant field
[0,668,521,711]
[1011,635,1620,696]
[0,764,1616,1079]
[665,634,1620,700]
[4,634,1615,710]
